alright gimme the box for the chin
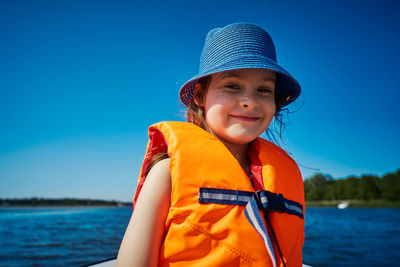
[228,129,263,144]
[225,135,258,145]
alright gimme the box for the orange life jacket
[133,121,305,267]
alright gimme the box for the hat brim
[179,55,301,107]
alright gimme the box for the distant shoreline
[306,200,400,208]
[0,197,132,207]
[3,198,399,208]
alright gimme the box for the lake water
[303,207,400,266]
[0,206,399,266]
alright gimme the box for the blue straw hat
[179,22,301,107]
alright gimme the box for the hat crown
[200,23,277,73]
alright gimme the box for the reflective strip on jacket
[133,121,305,267]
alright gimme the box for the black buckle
[255,190,286,213]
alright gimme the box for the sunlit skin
[198,68,277,171]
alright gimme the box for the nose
[239,91,258,109]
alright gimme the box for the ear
[193,83,205,107]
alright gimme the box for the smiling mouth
[231,115,261,121]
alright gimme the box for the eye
[258,87,273,94]
[225,83,241,90]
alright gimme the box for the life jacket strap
[199,187,303,219]
[254,190,304,219]
[244,193,278,267]
[200,187,298,267]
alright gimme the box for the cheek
[260,101,276,130]
[204,94,230,118]
[264,99,276,116]
[204,104,225,125]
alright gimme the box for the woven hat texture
[179,22,301,107]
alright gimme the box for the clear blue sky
[1,0,399,202]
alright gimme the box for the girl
[116,22,305,267]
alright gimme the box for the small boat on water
[337,201,349,209]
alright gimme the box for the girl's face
[202,68,276,145]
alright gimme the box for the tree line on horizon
[304,169,400,201]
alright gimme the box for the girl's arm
[116,158,171,267]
